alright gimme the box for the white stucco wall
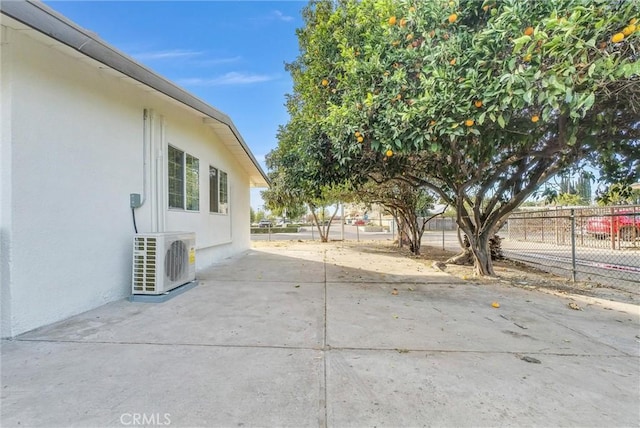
[0,25,252,337]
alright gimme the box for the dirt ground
[252,239,639,306]
[405,243,639,306]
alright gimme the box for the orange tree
[280,0,639,275]
[263,1,366,242]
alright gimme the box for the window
[185,155,199,211]
[219,171,228,212]
[210,166,229,214]
[168,146,184,209]
[168,145,199,211]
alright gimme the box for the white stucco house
[0,1,269,337]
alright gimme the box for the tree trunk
[467,232,495,276]
[309,203,339,243]
[446,224,496,275]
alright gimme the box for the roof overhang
[0,0,270,187]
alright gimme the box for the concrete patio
[1,241,639,427]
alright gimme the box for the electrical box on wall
[130,193,142,208]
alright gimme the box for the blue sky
[44,1,306,210]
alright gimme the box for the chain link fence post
[570,209,576,282]
[441,214,445,251]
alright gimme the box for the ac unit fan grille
[133,237,157,292]
[165,240,188,282]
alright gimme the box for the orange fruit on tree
[389,16,397,26]
[630,18,637,25]
[355,131,361,137]
[474,100,483,108]
[524,27,534,36]
[482,5,489,12]
[430,120,436,126]
[400,18,407,27]
[531,115,539,123]
[465,119,474,127]
[611,32,625,43]
[406,33,413,41]
[409,6,416,13]
[449,58,457,65]
[385,149,394,157]
[622,25,636,36]
[357,136,364,143]
[448,13,457,24]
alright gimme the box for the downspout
[157,115,166,232]
[141,109,149,207]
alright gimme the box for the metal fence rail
[505,205,640,286]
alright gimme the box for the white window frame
[167,145,199,211]
[209,166,229,215]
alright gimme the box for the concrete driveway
[2,241,639,427]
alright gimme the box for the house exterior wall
[0,25,251,337]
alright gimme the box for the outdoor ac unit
[132,232,196,295]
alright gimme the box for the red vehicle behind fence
[586,210,640,241]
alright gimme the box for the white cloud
[197,56,243,66]
[178,72,276,86]
[270,10,294,22]
[133,49,203,61]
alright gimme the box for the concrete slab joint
[1,241,638,427]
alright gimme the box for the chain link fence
[251,207,640,291]
[505,205,640,288]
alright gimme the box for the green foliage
[277,0,639,274]
[554,192,583,206]
[596,183,640,205]
[253,209,267,222]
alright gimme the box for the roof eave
[0,0,270,187]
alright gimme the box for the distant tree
[254,209,267,222]
[575,174,592,205]
[559,175,574,195]
[555,193,583,206]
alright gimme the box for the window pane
[219,171,228,214]
[168,146,184,209]
[209,166,219,213]
[186,155,199,211]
